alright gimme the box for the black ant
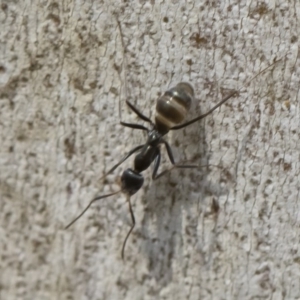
[65,20,285,260]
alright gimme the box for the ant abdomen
[155,82,194,134]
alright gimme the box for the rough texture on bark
[0,1,299,299]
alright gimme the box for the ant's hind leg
[120,121,149,131]
[125,101,154,125]
[170,91,238,130]
[119,101,152,131]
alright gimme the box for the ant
[65,19,286,261]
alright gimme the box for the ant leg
[119,102,152,132]
[154,163,199,180]
[154,163,222,180]
[162,140,175,164]
[125,100,154,125]
[115,18,152,127]
[151,146,199,180]
[151,140,201,180]
[120,122,149,131]
[170,55,286,131]
[121,195,135,260]
[162,139,199,168]
[151,149,161,180]
[170,91,238,130]
[162,139,198,166]
[101,145,144,178]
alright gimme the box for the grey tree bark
[0,1,299,299]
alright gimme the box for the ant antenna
[65,190,121,229]
[121,195,135,260]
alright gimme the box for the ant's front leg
[120,101,153,131]
[101,145,144,178]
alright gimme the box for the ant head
[121,169,144,195]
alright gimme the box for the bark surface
[0,1,299,299]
